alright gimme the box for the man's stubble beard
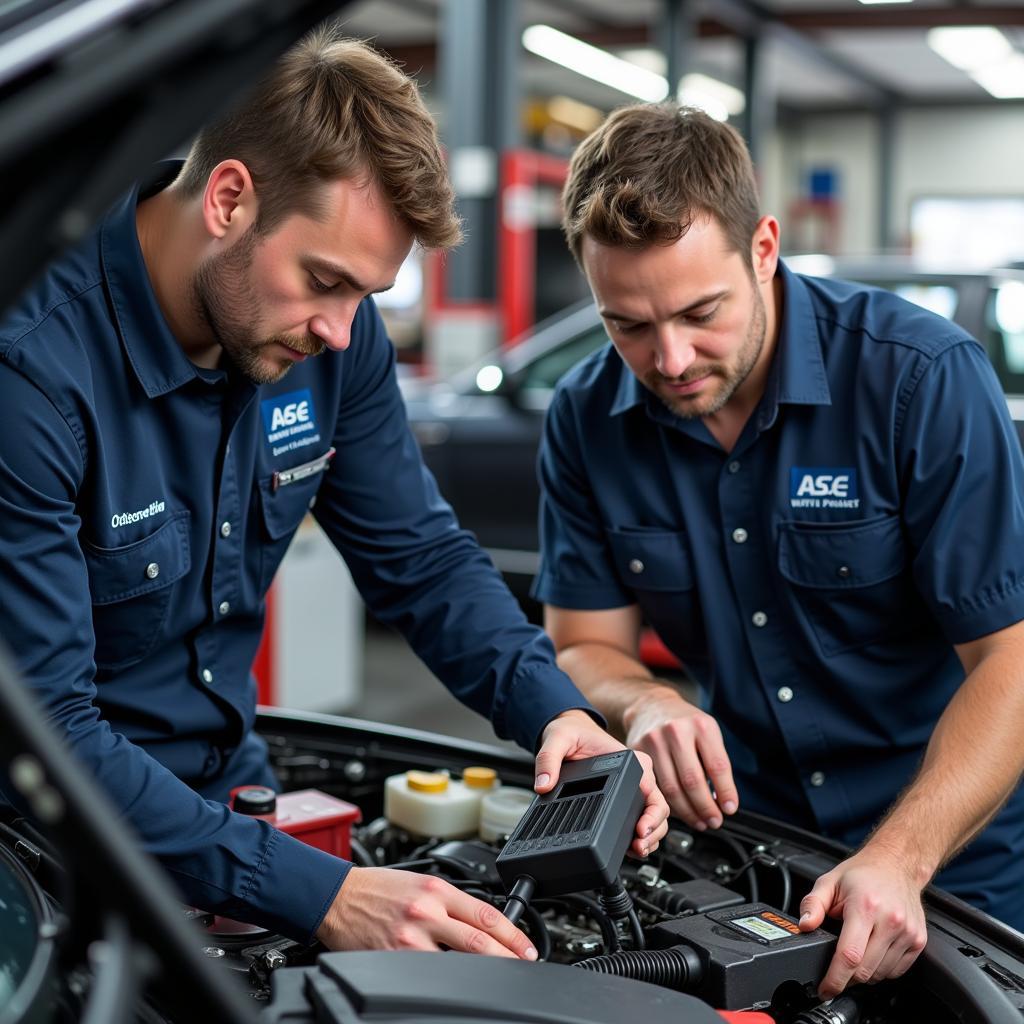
[191,225,324,386]
[644,284,767,420]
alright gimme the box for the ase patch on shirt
[789,467,860,509]
[260,388,322,458]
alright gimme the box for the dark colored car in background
[403,261,1024,613]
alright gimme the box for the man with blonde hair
[0,27,667,954]
[537,102,1024,996]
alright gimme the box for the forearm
[556,641,687,740]
[866,636,1024,884]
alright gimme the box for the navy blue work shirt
[534,261,1024,927]
[0,164,596,942]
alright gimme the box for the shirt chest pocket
[777,515,926,656]
[606,527,707,661]
[83,511,191,671]
[256,473,323,595]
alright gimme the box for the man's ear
[201,160,258,241]
[750,215,780,284]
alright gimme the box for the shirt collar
[608,258,832,422]
[99,161,216,398]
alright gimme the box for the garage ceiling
[339,0,1024,112]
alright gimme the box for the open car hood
[0,0,343,315]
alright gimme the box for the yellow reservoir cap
[406,770,449,794]
[462,766,498,789]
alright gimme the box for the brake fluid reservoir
[384,770,480,838]
[479,786,534,842]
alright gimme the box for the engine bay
[4,709,1024,1024]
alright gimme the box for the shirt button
[145,562,160,580]
[837,565,851,579]
[810,771,826,787]
[201,668,213,684]
[220,521,232,538]
[777,686,794,703]
[732,528,748,544]
[727,460,741,474]
[752,611,768,628]
[218,601,230,616]
[628,559,645,575]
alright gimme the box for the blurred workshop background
[253,0,1024,747]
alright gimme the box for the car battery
[230,786,361,860]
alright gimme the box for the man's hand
[535,708,670,858]
[622,688,738,831]
[799,844,928,998]
[317,866,540,957]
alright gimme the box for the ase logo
[260,388,322,458]
[271,399,309,430]
[789,467,860,509]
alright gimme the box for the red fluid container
[230,786,361,859]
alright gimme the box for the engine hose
[558,894,620,953]
[574,945,704,991]
[792,994,861,1024]
[520,902,553,962]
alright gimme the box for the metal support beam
[710,0,898,108]
[439,0,520,302]
[877,105,896,251]
[659,0,697,100]
[742,32,774,170]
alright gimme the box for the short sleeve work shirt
[0,165,595,942]
[534,262,1024,923]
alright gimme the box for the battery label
[731,915,793,941]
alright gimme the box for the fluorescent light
[678,73,745,122]
[618,48,668,76]
[858,0,914,5]
[522,25,669,102]
[971,52,1024,99]
[927,26,1011,71]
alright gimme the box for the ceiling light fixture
[927,26,1024,99]
[522,25,669,102]
[927,25,1012,70]
[678,73,745,122]
[971,52,1024,99]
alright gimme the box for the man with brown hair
[536,102,1024,995]
[0,28,668,954]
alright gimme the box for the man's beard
[644,285,767,420]
[191,226,325,386]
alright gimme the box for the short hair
[177,24,462,249]
[562,103,760,266]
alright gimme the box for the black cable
[718,857,761,902]
[348,836,377,867]
[502,875,535,927]
[625,905,645,949]
[599,884,645,950]
[520,902,553,962]
[631,893,676,919]
[537,894,619,953]
[463,887,552,962]
[383,858,436,871]
[773,855,793,915]
[702,828,750,868]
